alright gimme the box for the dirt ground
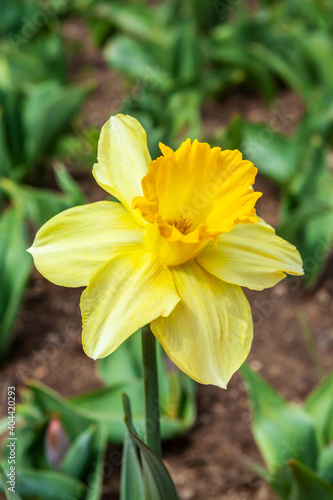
[1,21,333,500]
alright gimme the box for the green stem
[141,324,161,459]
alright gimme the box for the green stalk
[141,324,161,459]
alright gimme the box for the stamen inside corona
[169,215,193,235]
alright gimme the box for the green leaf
[304,371,333,447]
[85,424,108,500]
[70,381,145,443]
[23,81,91,168]
[0,207,32,361]
[0,174,85,228]
[54,164,86,207]
[167,90,202,139]
[25,368,194,447]
[186,0,221,30]
[240,363,285,419]
[171,20,201,84]
[297,33,333,92]
[240,121,300,185]
[14,469,86,500]
[98,331,176,409]
[61,425,97,479]
[30,32,68,84]
[1,424,41,469]
[207,29,276,101]
[0,465,22,500]
[250,42,313,103]
[97,330,142,385]
[104,35,169,91]
[27,381,94,441]
[122,393,179,500]
[0,50,48,91]
[278,199,333,285]
[90,0,164,45]
[0,25,67,89]
[0,90,25,177]
[289,460,333,500]
[240,364,319,473]
[0,0,24,36]
[70,380,193,442]
[287,142,333,201]
[0,107,12,178]
[61,423,108,500]
[120,433,144,500]
[0,417,9,435]
[12,403,44,427]
[318,444,333,484]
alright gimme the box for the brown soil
[1,20,333,500]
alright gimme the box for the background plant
[1,0,333,497]
[0,331,195,499]
[70,0,333,284]
[0,0,90,360]
[241,364,333,500]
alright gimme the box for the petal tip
[82,336,99,360]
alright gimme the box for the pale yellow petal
[151,261,253,388]
[81,251,180,359]
[196,218,304,291]
[28,201,145,287]
[93,114,151,224]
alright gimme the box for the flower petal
[196,218,304,291]
[81,251,180,359]
[93,114,151,224]
[151,261,253,388]
[28,201,145,287]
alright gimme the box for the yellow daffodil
[28,115,303,388]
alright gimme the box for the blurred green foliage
[0,331,195,500]
[77,0,224,156]
[1,0,333,495]
[0,0,90,358]
[71,0,333,285]
[241,364,333,500]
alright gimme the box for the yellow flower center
[169,215,193,234]
[133,139,262,266]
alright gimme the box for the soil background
[1,21,333,500]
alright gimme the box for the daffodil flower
[29,115,303,388]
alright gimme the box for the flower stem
[141,324,162,459]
